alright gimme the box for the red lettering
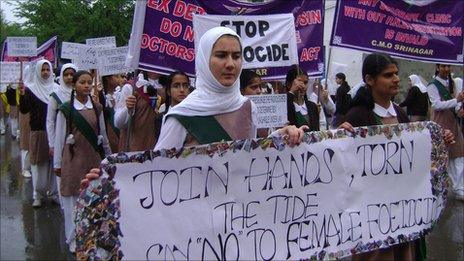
[183,25,194,42]
[300,47,321,62]
[149,37,159,52]
[160,17,171,34]
[147,0,171,13]
[171,21,182,37]
[141,34,150,48]
[173,0,186,18]
[158,0,171,13]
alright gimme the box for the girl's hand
[126,95,137,109]
[443,129,455,145]
[278,125,308,147]
[338,121,355,133]
[289,79,305,94]
[19,81,25,95]
[79,168,101,191]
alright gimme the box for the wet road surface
[0,131,463,260]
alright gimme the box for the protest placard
[97,46,129,76]
[2,36,57,66]
[61,42,87,60]
[331,0,463,64]
[86,36,116,48]
[6,37,37,57]
[248,94,287,128]
[73,45,98,70]
[193,14,298,69]
[131,0,324,79]
[0,62,21,83]
[75,121,449,260]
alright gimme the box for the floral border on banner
[74,121,449,260]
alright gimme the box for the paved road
[0,131,463,260]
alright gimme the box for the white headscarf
[409,74,427,93]
[454,77,462,94]
[57,63,78,97]
[22,64,35,87]
[29,59,58,104]
[166,27,247,117]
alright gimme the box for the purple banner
[1,36,58,67]
[330,0,463,64]
[139,0,324,79]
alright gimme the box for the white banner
[86,36,116,48]
[6,37,37,57]
[96,46,129,76]
[193,14,298,69]
[0,62,21,83]
[77,122,448,260]
[61,42,87,60]
[248,94,287,128]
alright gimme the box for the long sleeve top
[53,98,111,169]
[335,84,351,116]
[114,83,135,129]
[46,89,71,148]
[427,77,459,111]
[19,88,47,131]
[309,92,335,130]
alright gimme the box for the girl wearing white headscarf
[46,63,78,207]
[399,74,429,122]
[47,63,78,152]
[19,59,59,208]
[155,27,306,150]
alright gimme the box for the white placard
[0,62,21,83]
[86,36,116,48]
[193,14,298,69]
[102,122,446,260]
[97,46,129,76]
[73,45,98,70]
[248,94,288,128]
[6,37,37,57]
[61,42,87,60]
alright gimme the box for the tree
[1,10,29,44]
[14,0,134,46]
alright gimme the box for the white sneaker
[32,199,42,208]
[0,129,4,135]
[22,170,32,178]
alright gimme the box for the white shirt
[427,76,458,111]
[114,83,134,129]
[53,98,111,169]
[46,88,71,148]
[373,102,397,118]
[309,92,335,130]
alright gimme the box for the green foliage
[12,0,134,46]
[1,10,30,44]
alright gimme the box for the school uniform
[114,83,157,151]
[286,92,320,131]
[345,101,422,261]
[427,76,464,197]
[19,60,59,206]
[309,92,335,130]
[54,98,111,252]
